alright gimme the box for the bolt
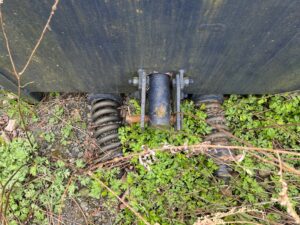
[179,69,185,75]
[184,77,194,86]
[129,77,139,86]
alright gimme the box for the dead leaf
[71,109,82,121]
[5,119,17,132]
[83,149,94,161]
[7,93,18,100]
[12,130,18,138]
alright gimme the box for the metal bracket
[129,69,193,129]
[175,71,183,130]
[138,69,147,129]
[174,69,193,130]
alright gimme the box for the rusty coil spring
[196,98,232,178]
[91,99,122,161]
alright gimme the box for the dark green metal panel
[0,0,299,94]
[0,72,42,102]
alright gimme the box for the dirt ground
[36,94,117,225]
[1,93,117,225]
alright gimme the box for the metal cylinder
[148,73,171,127]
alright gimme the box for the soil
[37,94,117,225]
[3,93,117,225]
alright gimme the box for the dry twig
[71,197,90,225]
[89,142,300,171]
[0,0,60,147]
[87,172,150,225]
[276,153,300,224]
[19,0,60,76]
[193,207,263,225]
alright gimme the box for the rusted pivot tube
[125,114,176,125]
[148,73,171,127]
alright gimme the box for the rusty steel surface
[0,0,300,94]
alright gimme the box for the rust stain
[155,105,167,118]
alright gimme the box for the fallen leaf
[71,109,82,121]
[12,130,18,138]
[5,119,17,132]
[7,93,18,100]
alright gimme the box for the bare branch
[19,0,60,76]
[88,172,151,225]
[0,8,19,80]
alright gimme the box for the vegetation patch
[0,91,299,225]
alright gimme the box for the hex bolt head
[128,77,139,86]
[184,78,194,86]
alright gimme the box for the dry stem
[276,153,300,224]
[18,0,60,76]
[87,172,150,225]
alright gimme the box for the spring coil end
[91,99,122,162]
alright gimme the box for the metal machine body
[1,1,300,94]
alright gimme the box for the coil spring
[91,99,122,161]
[196,98,232,178]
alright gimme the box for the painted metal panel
[0,0,299,94]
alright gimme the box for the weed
[89,96,300,225]
[0,138,73,224]
[0,91,37,124]
[60,123,73,146]
[1,94,299,224]
[48,105,64,125]
[92,101,223,224]
[43,132,55,143]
